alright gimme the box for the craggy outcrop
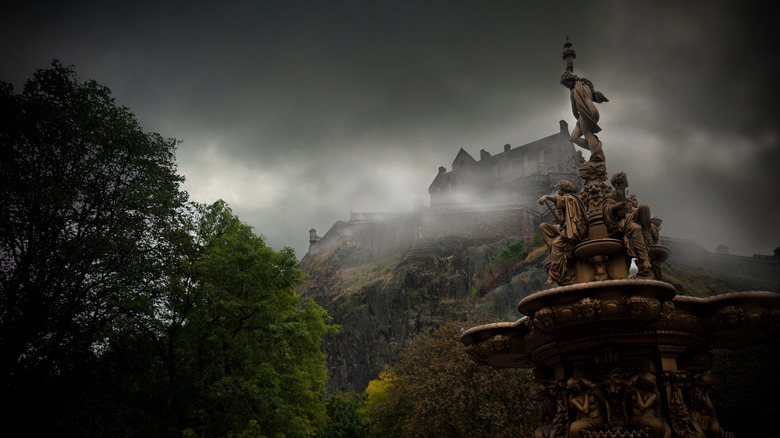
[298,235,548,392]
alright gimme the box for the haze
[2,1,777,258]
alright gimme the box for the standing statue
[561,71,609,163]
[538,180,588,286]
[561,37,609,163]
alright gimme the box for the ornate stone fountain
[460,39,780,438]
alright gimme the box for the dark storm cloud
[2,1,777,258]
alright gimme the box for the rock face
[298,232,780,393]
[298,235,549,392]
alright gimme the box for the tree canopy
[1,60,186,433]
[362,322,540,438]
[0,62,336,437]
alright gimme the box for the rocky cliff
[298,235,549,392]
[298,233,780,393]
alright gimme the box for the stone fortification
[429,120,584,207]
[304,122,583,263]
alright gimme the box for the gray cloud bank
[3,1,778,258]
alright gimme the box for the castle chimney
[480,149,491,161]
[309,228,321,245]
[504,144,511,152]
[560,120,569,135]
[438,166,447,175]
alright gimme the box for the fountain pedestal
[463,284,779,438]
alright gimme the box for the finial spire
[562,36,576,72]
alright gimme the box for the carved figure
[561,71,608,162]
[535,384,569,438]
[624,296,651,318]
[718,306,743,328]
[649,217,663,245]
[567,378,607,438]
[533,307,557,331]
[628,373,671,438]
[604,174,653,277]
[688,375,726,438]
[575,298,601,320]
[538,180,588,285]
[601,369,629,424]
[668,372,697,438]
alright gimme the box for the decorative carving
[590,255,610,281]
[687,375,726,438]
[582,179,612,219]
[717,306,744,328]
[568,378,608,438]
[535,383,570,438]
[667,372,735,438]
[484,334,511,354]
[621,296,652,318]
[602,369,630,424]
[538,180,589,286]
[575,297,603,320]
[534,307,558,332]
[659,301,675,319]
[627,373,670,438]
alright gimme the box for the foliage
[362,322,540,438]
[322,391,367,438]
[100,200,338,437]
[0,63,336,437]
[490,239,526,268]
[531,231,544,248]
[0,60,186,435]
[479,239,534,296]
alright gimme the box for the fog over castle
[3,1,777,258]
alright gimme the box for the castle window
[539,150,545,162]
[524,156,529,168]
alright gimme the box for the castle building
[428,120,584,208]
[305,121,585,262]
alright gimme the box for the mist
[2,1,777,258]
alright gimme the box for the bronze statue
[604,173,653,277]
[688,375,727,438]
[561,71,608,163]
[461,38,779,438]
[538,180,588,285]
[567,378,607,438]
[628,373,671,438]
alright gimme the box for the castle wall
[421,205,547,243]
[663,237,780,288]
[306,215,421,262]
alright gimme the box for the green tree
[176,201,337,437]
[364,322,540,438]
[0,61,186,435]
[322,391,367,438]
[0,62,337,438]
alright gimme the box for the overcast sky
[3,1,778,259]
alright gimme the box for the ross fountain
[461,38,780,438]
